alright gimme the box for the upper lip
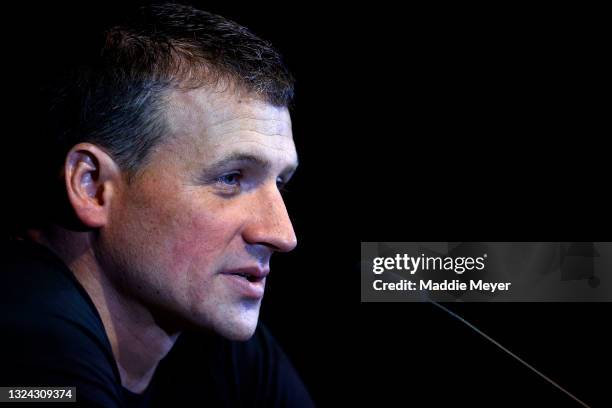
[222,267,269,279]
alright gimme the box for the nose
[242,183,298,253]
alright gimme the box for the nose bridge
[247,182,297,252]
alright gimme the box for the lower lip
[222,274,266,298]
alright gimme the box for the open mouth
[232,272,263,283]
[222,269,267,298]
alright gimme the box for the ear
[64,143,122,229]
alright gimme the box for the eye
[216,172,241,186]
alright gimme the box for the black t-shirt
[0,239,315,407]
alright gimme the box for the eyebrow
[206,152,299,177]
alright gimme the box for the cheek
[167,211,244,312]
[117,183,246,289]
[165,208,242,276]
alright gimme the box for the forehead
[163,87,297,166]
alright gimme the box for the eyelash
[216,172,241,187]
[214,172,289,194]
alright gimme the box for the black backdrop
[3,1,610,406]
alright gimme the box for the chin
[215,308,261,341]
[211,319,257,341]
[182,297,262,340]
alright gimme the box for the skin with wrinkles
[46,87,298,392]
[101,88,298,340]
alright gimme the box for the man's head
[20,3,298,340]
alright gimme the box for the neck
[32,228,179,394]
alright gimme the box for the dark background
[4,1,610,406]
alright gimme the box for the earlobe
[64,143,120,229]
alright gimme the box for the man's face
[100,88,298,340]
